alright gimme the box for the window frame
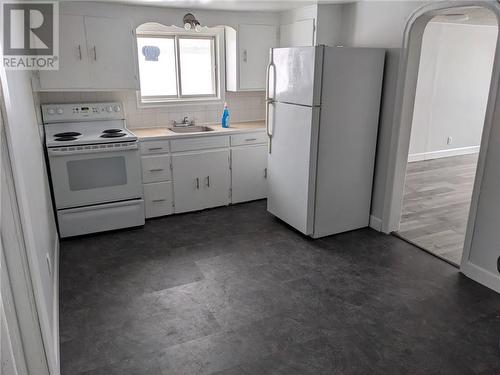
[136,24,225,107]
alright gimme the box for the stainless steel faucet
[173,116,194,127]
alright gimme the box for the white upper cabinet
[37,15,90,90]
[225,24,278,92]
[36,15,138,91]
[84,17,138,90]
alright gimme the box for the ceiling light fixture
[183,13,202,32]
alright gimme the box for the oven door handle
[47,143,138,156]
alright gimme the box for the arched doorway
[382,1,500,290]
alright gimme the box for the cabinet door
[238,25,277,90]
[172,150,230,213]
[84,17,138,90]
[38,15,90,89]
[231,145,268,204]
[200,150,231,209]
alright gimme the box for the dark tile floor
[60,200,500,375]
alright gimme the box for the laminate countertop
[131,121,266,140]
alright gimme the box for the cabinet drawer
[141,155,171,183]
[230,132,267,146]
[170,136,229,152]
[144,182,173,218]
[140,140,170,155]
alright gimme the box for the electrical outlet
[447,136,453,145]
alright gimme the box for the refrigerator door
[267,102,320,235]
[271,46,323,107]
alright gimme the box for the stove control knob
[47,108,55,115]
[106,106,113,113]
[113,105,121,112]
[56,108,64,115]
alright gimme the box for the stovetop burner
[100,133,126,138]
[102,129,124,134]
[55,136,78,141]
[54,131,82,137]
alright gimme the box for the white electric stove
[42,102,144,238]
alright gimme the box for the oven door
[47,142,143,209]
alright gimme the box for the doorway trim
[381,2,500,284]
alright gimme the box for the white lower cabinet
[140,140,173,218]
[172,149,230,213]
[144,182,174,218]
[231,144,268,203]
[139,131,267,219]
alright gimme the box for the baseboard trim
[408,146,480,162]
[369,215,383,232]
[52,235,60,370]
[461,261,500,294]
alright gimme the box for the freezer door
[267,102,319,235]
[271,46,323,106]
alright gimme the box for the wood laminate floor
[59,200,500,374]
[398,153,479,265]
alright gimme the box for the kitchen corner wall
[38,90,265,128]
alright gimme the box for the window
[137,26,221,104]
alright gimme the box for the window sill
[137,93,226,109]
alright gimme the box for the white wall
[337,1,423,223]
[1,70,59,374]
[467,86,500,291]
[339,1,423,48]
[279,5,317,47]
[316,4,344,47]
[409,21,497,161]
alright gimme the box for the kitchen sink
[168,125,214,133]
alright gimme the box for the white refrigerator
[266,46,385,238]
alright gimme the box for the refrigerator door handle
[265,98,274,153]
[266,49,276,154]
[266,48,276,101]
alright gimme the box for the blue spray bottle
[221,102,230,128]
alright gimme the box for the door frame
[1,109,51,375]
[381,2,500,283]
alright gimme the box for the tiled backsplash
[38,91,265,128]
